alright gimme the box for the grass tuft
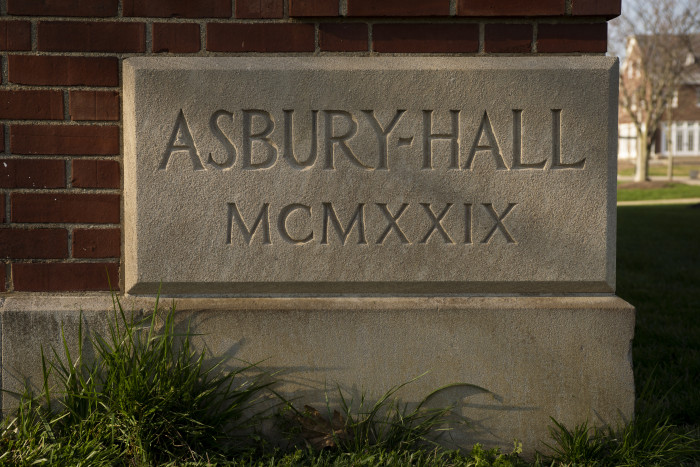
[0,293,272,465]
[280,378,488,454]
[543,415,699,466]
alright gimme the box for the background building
[619,34,700,159]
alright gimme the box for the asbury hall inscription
[159,108,583,172]
[124,57,618,295]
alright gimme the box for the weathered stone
[0,295,635,455]
[123,57,619,295]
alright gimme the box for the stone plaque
[124,57,618,295]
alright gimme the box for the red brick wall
[0,0,619,293]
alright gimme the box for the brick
[0,90,64,120]
[72,159,120,188]
[9,55,119,87]
[124,0,230,18]
[319,23,368,51]
[348,0,449,16]
[0,159,65,188]
[538,23,607,53]
[236,0,283,18]
[0,263,4,291]
[290,0,338,16]
[11,125,120,155]
[12,262,119,292]
[373,24,478,53]
[153,23,200,53]
[0,193,4,223]
[207,23,315,52]
[0,124,4,150]
[11,193,120,223]
[485,24,532,53]
[69,91,120,121]
[8,0,118,17]
[39,21,145,53]
[72,228,120,258]
[0,228,68,259]
[457,0,565,16]
[572,0,621,17]
[0,21,31,51]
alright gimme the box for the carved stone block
[123,57,619,295]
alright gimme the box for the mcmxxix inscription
[123,57,618,295]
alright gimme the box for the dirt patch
[618,181,683,190]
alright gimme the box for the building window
[618,123,637,159]
[689,128,695,153]
[676,123,684,152]
[661,123,668,154]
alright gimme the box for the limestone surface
[0,295,635,455]
[123,57,619,295]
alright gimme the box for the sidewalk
[617,197,700,206]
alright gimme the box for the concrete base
[0,294,634,455]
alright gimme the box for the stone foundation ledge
[0,294,634,455]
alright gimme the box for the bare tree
[611,0,699,182]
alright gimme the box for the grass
[0,296,273,465]
[226,443,527,466]
[278,379,466,452]
[543,415,698,467]
[617,204,700,428]
[617,182,700,201]
[1,205,699,465]
[617,163,700,178]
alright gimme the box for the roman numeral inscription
[226,202,518,246]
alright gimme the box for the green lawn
[617,204,700,429]
[617,164,700,177]
[617,182,700,201]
